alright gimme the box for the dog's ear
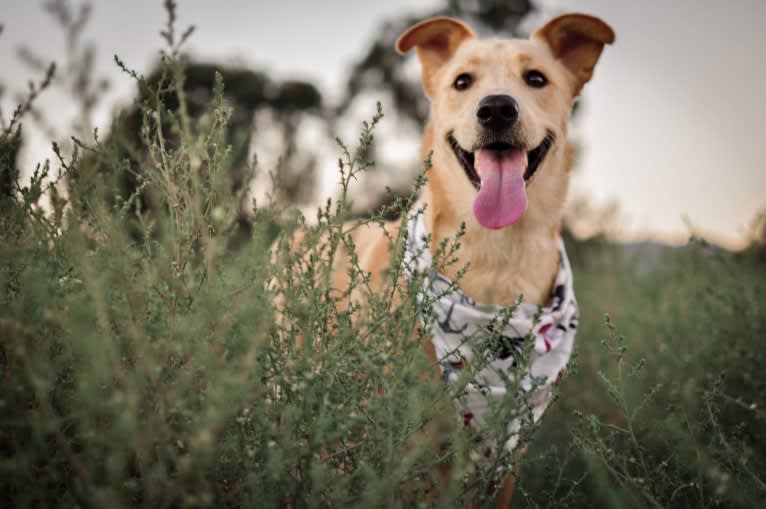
[396,17,475,97]
[532,13,614,95]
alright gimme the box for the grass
[1,4,765,508]
[515,239,766,508]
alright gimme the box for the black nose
[476,94,519,131]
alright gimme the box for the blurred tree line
[5,0,765,252]
[124,0,537,220]
[5,0,537,227]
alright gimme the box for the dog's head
[397,14,614,230]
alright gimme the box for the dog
[313,12,614,507]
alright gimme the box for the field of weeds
[1,3,765,508]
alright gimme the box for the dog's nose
[476,95,519,131]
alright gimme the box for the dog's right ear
[396,17,475,97]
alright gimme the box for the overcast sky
[1,0,765,248]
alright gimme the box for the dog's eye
[453,73,473,91]
[524,70,548,88]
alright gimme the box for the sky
[1,0,765,248]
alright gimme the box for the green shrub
[2,5,765,509]
[515,242,766,508]
[0,10,544,507]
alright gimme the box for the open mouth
[447,130,556,191]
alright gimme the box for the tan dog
[327,12,614,507]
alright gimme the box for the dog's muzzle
[447,130,556,191]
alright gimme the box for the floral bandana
[403,210,578,457]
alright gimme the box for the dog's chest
[450,265,555,306]
[404,211,579,455]
[438,235,560,306]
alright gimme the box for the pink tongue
[473,149,528,229]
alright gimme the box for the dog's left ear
[532,13,615,96]
[396,17,475,97]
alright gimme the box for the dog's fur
[327,13,614,507]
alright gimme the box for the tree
[339,0,536,128]
[9,0,542,231]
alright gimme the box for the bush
[2,5,765,509]
[0,10,544,507]
[515,241,766,508]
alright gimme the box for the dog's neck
[418,141,568,307]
